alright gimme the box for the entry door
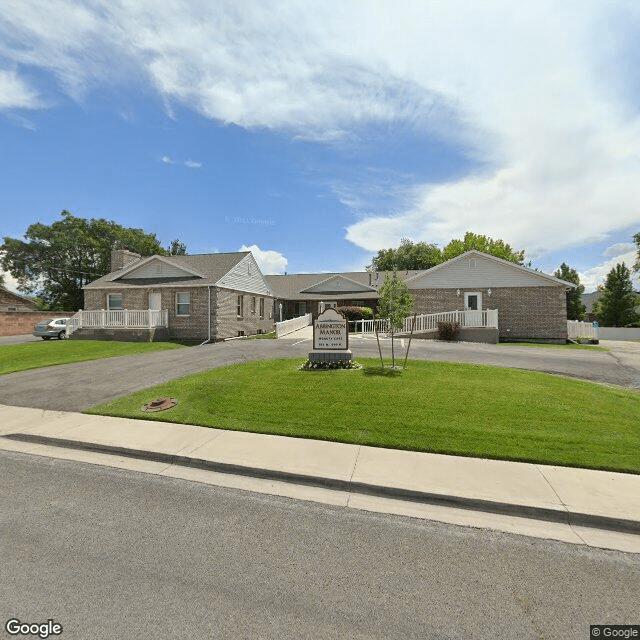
[149,293,161,310]
[464,292,483,326]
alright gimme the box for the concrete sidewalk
[1,403,639,554]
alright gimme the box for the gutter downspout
[199,286,212,346]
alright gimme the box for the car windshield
[37,319,54,325]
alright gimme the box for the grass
[498,341,608,351]
[242,331,277,340]
[0,340,185,375]
[85,357,640,474]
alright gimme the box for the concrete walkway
[2,403,638,554]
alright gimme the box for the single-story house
[267,251,575,342]
[0,286,36,311]
[74,249,274,341]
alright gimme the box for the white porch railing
[66,309,169,337]
[275,313,313,338]
[356,310,499,335]
[567,320,598,340]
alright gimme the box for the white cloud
[239,244,288,274]
[2,0,640,259]
[0,69,40,109]
[184,159,201,169]
[578,251,639,292]
[603,242,635,258]
[161,155,173,164]
[1,270,25,294]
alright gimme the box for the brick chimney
[111,249,142,272]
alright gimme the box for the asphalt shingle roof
[84,253,249,289]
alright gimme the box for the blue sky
[1,1,639,293]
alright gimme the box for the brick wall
[0,311,68,336]
[411,286,568,341]
[213,288,275,339]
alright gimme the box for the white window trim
[175,292,191,316]
[464,291,482,311]
[107,293,123,310]
[237,294,244,318]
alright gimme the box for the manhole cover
[142,397,178,412]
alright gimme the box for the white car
[33,317,70,340]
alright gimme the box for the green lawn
[0,340,185,375]
[85,358,640,474]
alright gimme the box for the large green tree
[553,262,585,320]
[634,231,640,272]
[441,232,526,264]
[377,273,414,368]
[1,211,186,311]
[368,238,442,271]
[592,263,639,327]
[368,232,526,271]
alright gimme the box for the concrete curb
[4,432,640,536]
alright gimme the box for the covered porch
[67,309,169,341]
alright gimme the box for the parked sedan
[33,318,70,340]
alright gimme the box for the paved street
[0,335,639,411]
[2,451,638,640]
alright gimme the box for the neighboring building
[268,250,575,342]
[0,286,36,311]
[76,250,274,341]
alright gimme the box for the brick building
[76,250,274,341]
[267,251,575,343]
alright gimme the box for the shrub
[300,359,361,370]
[437,321,460,341]
[361,306,373,319]
[336,306,365,321]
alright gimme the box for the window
[469,259,478,269]
[464,291,482,311]
[7,306,17,311]
[237,295,244,317]
[259,298,265,319]
[251,296,256,314]
[108,293,123,310]
[176,292,190,316]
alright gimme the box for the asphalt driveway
[0,336,639,412]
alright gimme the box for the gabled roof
[115,255,206,280]
[84,252,252,289]
[265,270,421,300]
[0,286,36,305]
[299,274,378,295]
[405,250,577,289]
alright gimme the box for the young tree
[554,262,585,320]
[377,273,414,368]
[594,263,639,327]
[1,211,187,311]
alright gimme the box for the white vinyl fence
[67,309,168,337]
[356,309,498,335]
[567,320,598,340]
[275,313,313,338]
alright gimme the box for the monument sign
[309,307,352,363]
[313,307,348,350]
